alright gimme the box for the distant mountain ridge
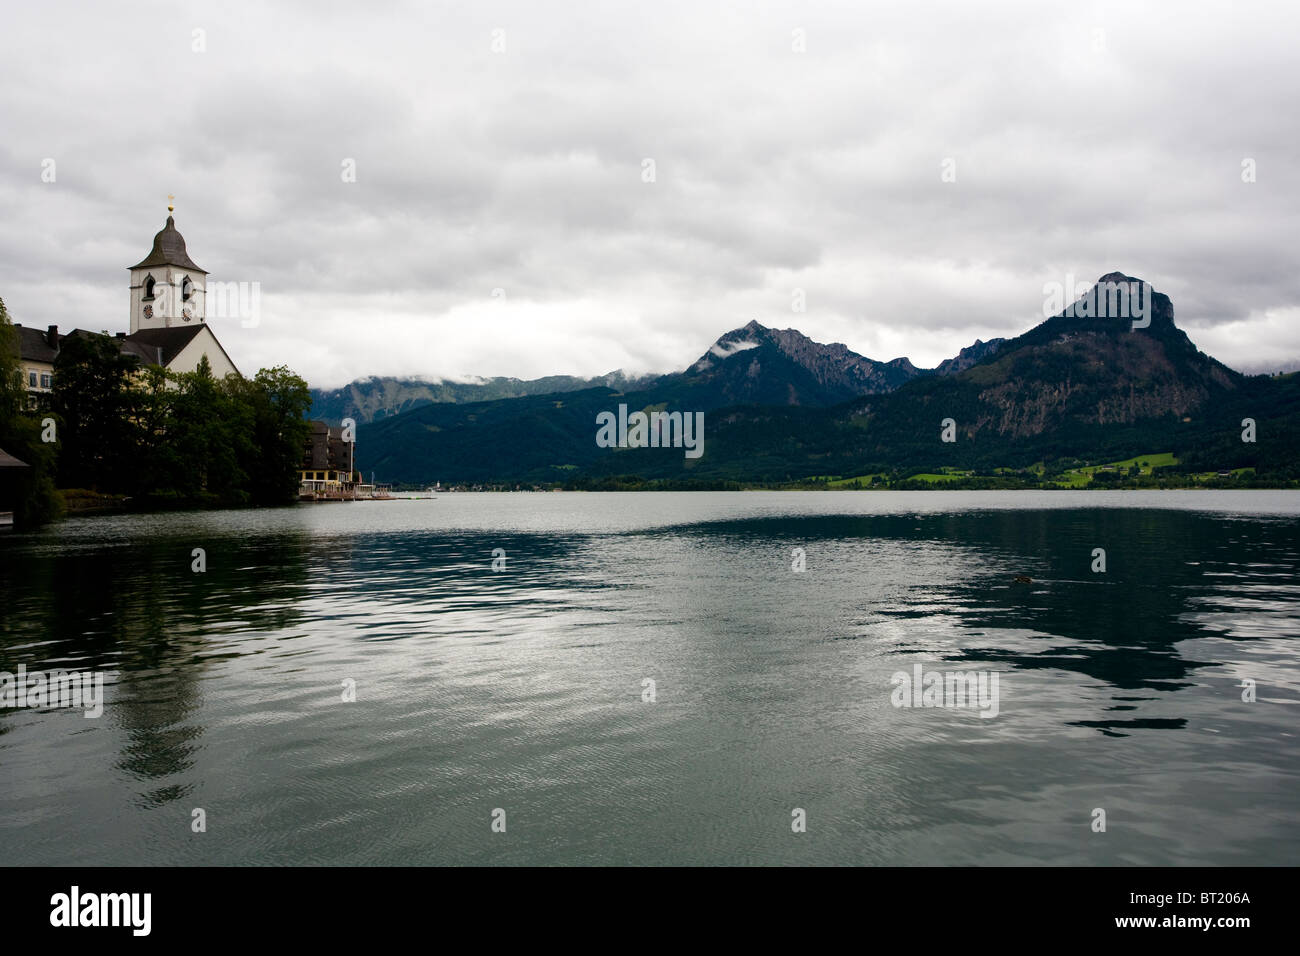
[354,273,1300,485]
[310,369,654,424]
[317,320,1003,423]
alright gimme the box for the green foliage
[12,329,317,520]
[231,366,313,504]
[0,299,63,527]
[162,355,255,503]
[0,297,24,417]
[52,331,142,489]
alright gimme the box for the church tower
[127,199,208,333]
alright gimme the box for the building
[13,203,240,407]
[300,421,358,498]
[12,325,58,408]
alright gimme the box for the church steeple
[127,200,208,332]
[129,205,207,274]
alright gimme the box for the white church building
[15,204,239,406]
[122,204,240,378]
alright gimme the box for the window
[182,276,193,301]
[40,373,52,389]
[28,371,37,387]
[143,275,156,300]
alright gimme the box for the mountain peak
[685,320,923,405]
[1096,270,1142,285]
[934,337,1005,375]
[1046,272,1177,333]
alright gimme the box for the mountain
[672,319,922,406]
[789,272,1247,468]
[862,272,1237,443]
[356,320,998,482]
[355,275,1299,485]
[317,320,995,425]
[309,370,653,424]
[670,274,1297,481]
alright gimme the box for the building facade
[300,421,359,498]
[12,325,58,409]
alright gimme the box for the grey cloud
[2,0,1299,388]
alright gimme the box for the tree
[0,297,63,527]
[0,297,24,417]
[5,301,314,516]
[166,356,253,503]
[51,331,139,490]
[124,363,177,495]
[230,366,312,505]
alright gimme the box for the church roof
[119,326,207,366]
[128,216,208,274]
[49,326,241,378]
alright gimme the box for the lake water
[2,491,1298,865]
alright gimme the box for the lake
[2,490,1298,865]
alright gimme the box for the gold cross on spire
[167,194,175,213]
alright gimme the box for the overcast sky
[2,0,1298,388]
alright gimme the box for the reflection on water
[1,492,1297,865]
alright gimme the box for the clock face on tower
[183,308,193,321]
[143,305,154,319]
